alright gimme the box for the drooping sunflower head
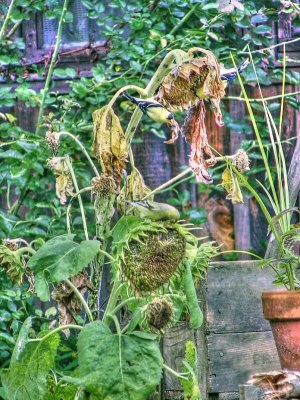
[156,49,225,116]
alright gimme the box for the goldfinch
[123,92,175,125]
[220,59,249,88]
[125,200,180,221]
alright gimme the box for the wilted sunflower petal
[220,167,243,204]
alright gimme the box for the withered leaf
[182,101,216,184]
[92,106,128,185]
[52,272,92,337]
[220,167,243,204]
[47,157,74,205]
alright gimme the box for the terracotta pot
[262,291,300,370]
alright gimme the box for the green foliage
[1,320,60,400]
[77,321,163,400]
[27,234,99,301]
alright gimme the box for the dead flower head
[45,130,61,153]
[47,156,74,204]
[146,297,173,331]
[232,149,250,173]
[156,48,225,127]
[91,174,117,197]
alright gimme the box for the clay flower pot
[262,291,300,370]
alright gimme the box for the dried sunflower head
[45,130,61,153]
[156,48,225,126]
[91,175,117,198]
[146,297,173,331]
[232,149,250,173]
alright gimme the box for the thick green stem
[65,278,93,323]
[0,0,17,40]
[35,0,68,135]
[103,276,123,324]
[110,297,136,316]
[65,157,89,240]
[15,247,36,257]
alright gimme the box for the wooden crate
[163,261,280,400]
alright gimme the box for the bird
[220,58,250,88]
[124,199,180,221]
[122,92,175,125]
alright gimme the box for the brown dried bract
[47,157,74,205]
[182,101,216,183]
[92,106,128,186]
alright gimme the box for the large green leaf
[77,321,163,400]
[27,234,100,301]
[1,333,60,400]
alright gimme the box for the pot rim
[262,290,300,320]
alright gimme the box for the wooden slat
[208,331,280,393]
[206,261,276,333]
[162,322,194,394]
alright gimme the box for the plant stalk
[65,157,89,241]
[0,0,17,40]
[35,0,69,135]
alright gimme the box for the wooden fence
[163,261,280,400]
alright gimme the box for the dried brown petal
[182,101,216,183]
[92,106,128,186]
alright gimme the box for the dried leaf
[182,101,216,184]
[47,157,74,205]
[52,272,92,337]
[92,106,128,185]
[220,167,243,204]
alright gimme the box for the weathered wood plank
[206,261,276,333]
[208,331,280,393]
[162,322,194,393]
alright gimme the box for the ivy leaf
[77,321,163,400]
[1,333,60,400]
[27,234,99,301]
